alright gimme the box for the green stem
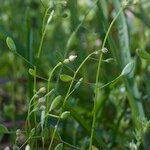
[89,6,124,150]
[46,62,62,112]
[48,50,100,150]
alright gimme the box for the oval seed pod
[54,143,63,150]
[60,74,73,82]
[28,68,36,76]
[6,37,16,51]
[121,61,135,76]
[61,111,70,119]
[49,95,62,112]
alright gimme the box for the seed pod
[54,143,63,150]
[6,37,16,51]
[49,95,62,112]
[61,111,70,119]
[60,74,73,82]
[121,61,135,76]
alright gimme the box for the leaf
[61,111,70,119]
[28,68,36,76]
[60,74,73,82]
[121,61,135,76]
[0,124,8,134]
[136,49,150,60]
[49,95,61,112]
[54,143,63,150]
[6,37,16,51]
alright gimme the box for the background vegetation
[0,0,150,149]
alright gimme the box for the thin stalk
[48,50,100,150]
[46,62,62,112]
[37,9,54,58]
[89,7,124,150]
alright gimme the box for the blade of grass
[112,0,146,128]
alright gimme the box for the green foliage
[0,124,8,134]
[0,0,150,149]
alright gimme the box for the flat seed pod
[60,74,73,82]
[6,37,16,51]
[54,143,63,150]
[121,61,135,76]
[49,95,61,111]
[61,111,70,119]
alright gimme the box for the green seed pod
[54,143,63,150]
[49,95,62,112]
[121,61,135,76]
[61,111,70,119]
[60,74,73,82]
[6,37,16,51]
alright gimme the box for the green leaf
[61,111,70,119]
[28,68,36,76]
[49,95,62,112]
[136,49,150,60]
[60,74,73,82]
[0,124,8,134]
[6,37,16,51]
[121,61,135,76]
[54,143,63,150]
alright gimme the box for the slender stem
[89,7,124,150]
[46,62,62,112]
[37,9,54,58]
[48,51,99,150]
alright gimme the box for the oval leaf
[6,37,16,51]
[60,74,73,82]
[61,111,70,119]
[121,61,135,76]
[0,124,9,134]
[136,49,150,60]
[49,95,61,111]
[28,68,36,76]
[54,143,63,150]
